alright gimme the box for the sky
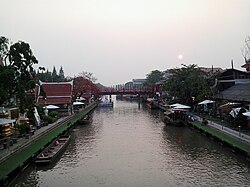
[1,0,250,86]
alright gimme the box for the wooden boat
[163,109,187,126]
[158,103,170,111]
[35,135,70,164]
[146,98,159,109]
[79,115,92,124]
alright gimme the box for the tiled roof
[42,84,72,96]
[38,97,72,105]
[38,81,73,105]
[215,83,250,102]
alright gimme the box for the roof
[215,83,250,102]
[218,68,250,80]
[37,81,73,105]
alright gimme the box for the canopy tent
[198,100,215,105]
[43,105,60,109]
[73,101,85,106]
[229,107,246,118]
[170,103,191,109]
[0,118,15,125]
[243,111,250,117]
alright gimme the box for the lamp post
[238,125,241,137]
[44,98,48,116]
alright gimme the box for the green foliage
[58,66,65,81]
[144,70,164,86]
[0,37,38,112]
[36,66,65,82]
[49,111,59,119]
[165,64,213,106]
[41,114,56,124]
[17,124,30,135]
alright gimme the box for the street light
[238,125,241,137]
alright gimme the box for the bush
[41,114,57,124]
[17,124,30,135]
[49,111,59,118]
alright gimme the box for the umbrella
[170,103,191,109]
[73,101,85,105]
[229,107,246,118]
[43,105,60,109]
[198,100,215,105]
[243,112,250,117]
[76,97,86,102]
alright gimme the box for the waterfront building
[37,81,74,115]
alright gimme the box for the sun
[178,54,183,60]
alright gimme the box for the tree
[164,64,212,106]
[0,36,9,66]
[79,71,97,83]
[0,36,38,112]
[72,72,99,101]
[51,66,58,82]
[242,36,250,63]
[144,70,164,86]
[58,66,65,81]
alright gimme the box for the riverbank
[188,120,250,160]
[0,102,97,186]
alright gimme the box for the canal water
[11,99,250,187]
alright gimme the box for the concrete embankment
[0,102,97,186]
[188,121,250,160]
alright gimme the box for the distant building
[37,80,73,106]
[214,68,250,104]
[217,68,250,91]
[132,79,146,85]
[199,67,224,73]
[215,83,250,103]
[132,79,146,89]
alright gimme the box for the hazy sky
[1,0,250,86]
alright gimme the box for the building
[37,80,73,107]
[214,68,250,105]
[217,68,250,91]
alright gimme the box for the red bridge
[99,88,156,95]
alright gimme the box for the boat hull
[35,135,70,165]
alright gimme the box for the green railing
[0,102,97,183]
[190,121,250,155]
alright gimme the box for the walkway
[0,116,70,163]
[193,115,250,144]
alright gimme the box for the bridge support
[109,94,112,102]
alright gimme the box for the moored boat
[35,135,70,165]
[163,109,187,126]
[158,103,170,111]
[146,98,159,109]
[79,115,92,124]
[98,98,113,107]
[163,103,190,126]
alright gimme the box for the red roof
[37,81,73,105]
[38,97,72,105]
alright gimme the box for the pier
[0,102,97,186]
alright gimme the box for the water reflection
[10,100,250,187]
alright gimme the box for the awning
[198,100,215,105]
[229,107,246,118]
[0,118,16,125]
[170,103,191,109]
[43,105,60,109]
[243,111,250,117]
[73,101,85,105]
